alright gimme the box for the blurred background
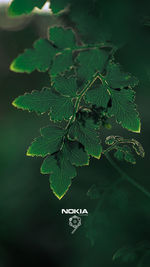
[0,0,150,266]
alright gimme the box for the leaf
[106,61,139,89]
[50,50,73,77]
[10,39,56,73]
[114,145,136,164]
[114,150,124,161]
[124,150,136,164]
[65,141,89,166]
[76,48,109,87]
[8,0,47,16]
[12,88,74,121]
[131,139,145,158]
[108,89,141,132]
[49,27,77,50]
[41,144,77,199]
[82,59,140,132]
[84,77,110,108]
[12,88,54,114]
[40,140,89,199]
[53,75,77,97]
[68,118,102,159]
[48,91,74,121]
[27,125,66,157]
[50,0,68,14]
[113,246,137,263]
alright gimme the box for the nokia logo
[61,209,88,215]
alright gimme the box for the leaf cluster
[9,0,142,199]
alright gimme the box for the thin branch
[104,152,150,199]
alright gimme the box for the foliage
[9,0,145,202]
[113,241,150,267]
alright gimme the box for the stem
[104,152,150,199]
[66,73,99,129]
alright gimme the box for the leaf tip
[134,121,141,133]
[52,190,66,200]
[10,61,17,72]
[26,149,33,157]
[12,99,17,108]
[10,60,25,73]
[94,154,101,160]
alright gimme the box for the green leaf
[114,150,124,161]
[48,91,74,121]
[27,125,66,157]
[41,145,77,199]
[84,77,110,108]
[106,61,138,89]
[131,139,145,158]
[10,39,56,73]
[53,75,77,97]
[50,50,73,77]
[65,141,89,166]
[114,145,136,164]
[108,89,141,133]
[113,246,137,263]
[12,88,54,114]
[49,27,77,49]
[76,48,109,86]
[68,118,102,159]
[8,0,47,16]
[124,151,136,164]
[82,59,140,133]
[12,88,74,121]
[50,0,68,14]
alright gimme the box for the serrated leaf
[65,141,89,166]
[8,0,47,16]
[49,27,77,49]
[10,39,56,73]
[84,77,110,108]
[12,88,54,114]
[41,145,77,199]
[27,125,66,157]
[108,89,141,132]
[76,48,109,87]
[48,91,74,121]
[68,118,102,159]
[53,75,77,97]
[106,61,138,89]
[12,88,74,121]
[50,50,73,77]
[82,58,140,133]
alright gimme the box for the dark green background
[0,1,150,266]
